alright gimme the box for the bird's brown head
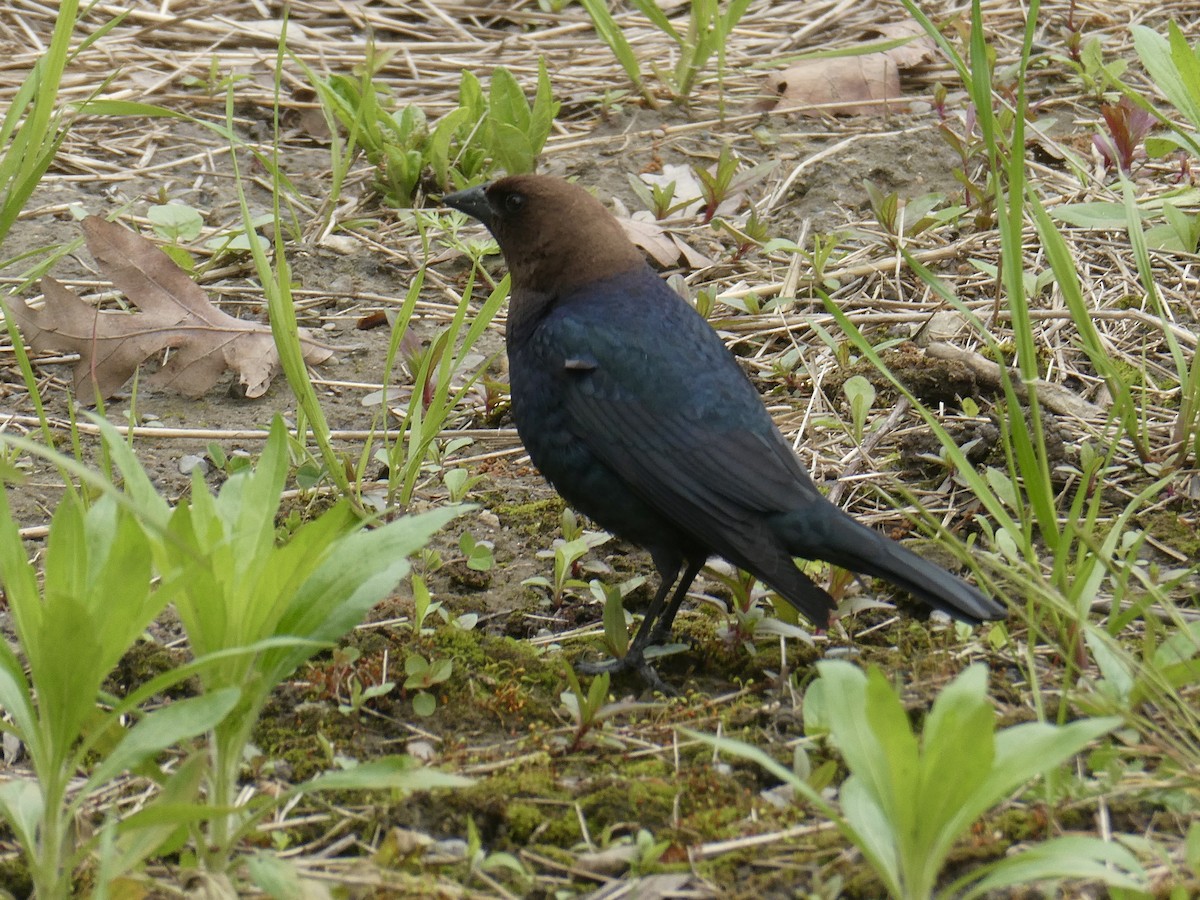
[443,175,645,296]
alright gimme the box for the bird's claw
[576,652,674,695]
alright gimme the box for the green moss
[0,856,32,898]
[1138,508,1200,557]
[579,776,677,829]
[488,495,565,537]
[253,693,362,782]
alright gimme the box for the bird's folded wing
[557,357,816,535]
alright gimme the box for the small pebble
[434,838,468,860]
[405,740,438,764]
[178,454,209,475]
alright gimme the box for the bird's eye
[503,192,525,214]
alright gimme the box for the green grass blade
[577,0,658,107]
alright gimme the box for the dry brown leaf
[619,216,681,267]
[870,21,937,68]
[8,216,332,401]
[617,214,715,270]
[764,24,937,116]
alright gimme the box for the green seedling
[627,173,682,219]
[864,182,964,241]
[147,201,203,270]
[712,204,770,260]
[305,51,556,207]
[404,653,453,717]
[558,667,661,753]
[523,532,611,605]
[459,531,495,572]
[692,285,718,319]
[694,145,739,223]
[444,466,484,502]
[411,573,446,633]
[692,146,774,224]
[1056,25,1127,99]
[560,507,581,541]
[0,486,235,899]
[137,418,461,872]
[335,648,396,716]
[486,60,558,176]
[205,442,252,477]
[590,575,648,660]
[375,265,507,506]
[842,374,876,444]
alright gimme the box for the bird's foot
[576,651,673,695]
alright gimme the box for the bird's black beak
[442,183,495,230]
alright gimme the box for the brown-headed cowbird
[444,175,1005,683]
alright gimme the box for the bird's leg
[644,558,704,648]
[576,557,681,688]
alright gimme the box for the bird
[443,174,1006,684]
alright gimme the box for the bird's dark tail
[770,503,1006,625]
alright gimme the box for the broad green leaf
[839,776,902,897]
[148,203,204,241]
[913,665,995,885]
[530,57,559,151]
[861,668,920,840]
[245,852,307,899]
[1048,201,1130,229]
[0,780,43,852]
[489,67,531,135]
[259,504,462,686]
[86,689,240,789]
[961,835,1145,897]
[810,664,889,816]
[490,122,535,175]
[981,717,1121,814]
[413,691,436,717]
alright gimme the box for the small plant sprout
[1094,96,1156,174]
[403,652,453,717]
[334,647,396,716]
[580,0,750,105]
[557,667,654,752]
[303,51,556,207]
[147,201,203,269]
[443,466,483,502]
[205,442,253,477]
[842,374,877,444]
[560,506,583,542]
[485,60,558,176]
[590,575,648,660]
[458,531,494,572]
[410,573,447,634]
[625,827,671,876]
[626,172,681,220]
[693,144,740,223]
[691,146,776,224]
[712,203,770,260]
[863,182,961,242]
[523,532,611,605]
[1057,33,1128,99]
